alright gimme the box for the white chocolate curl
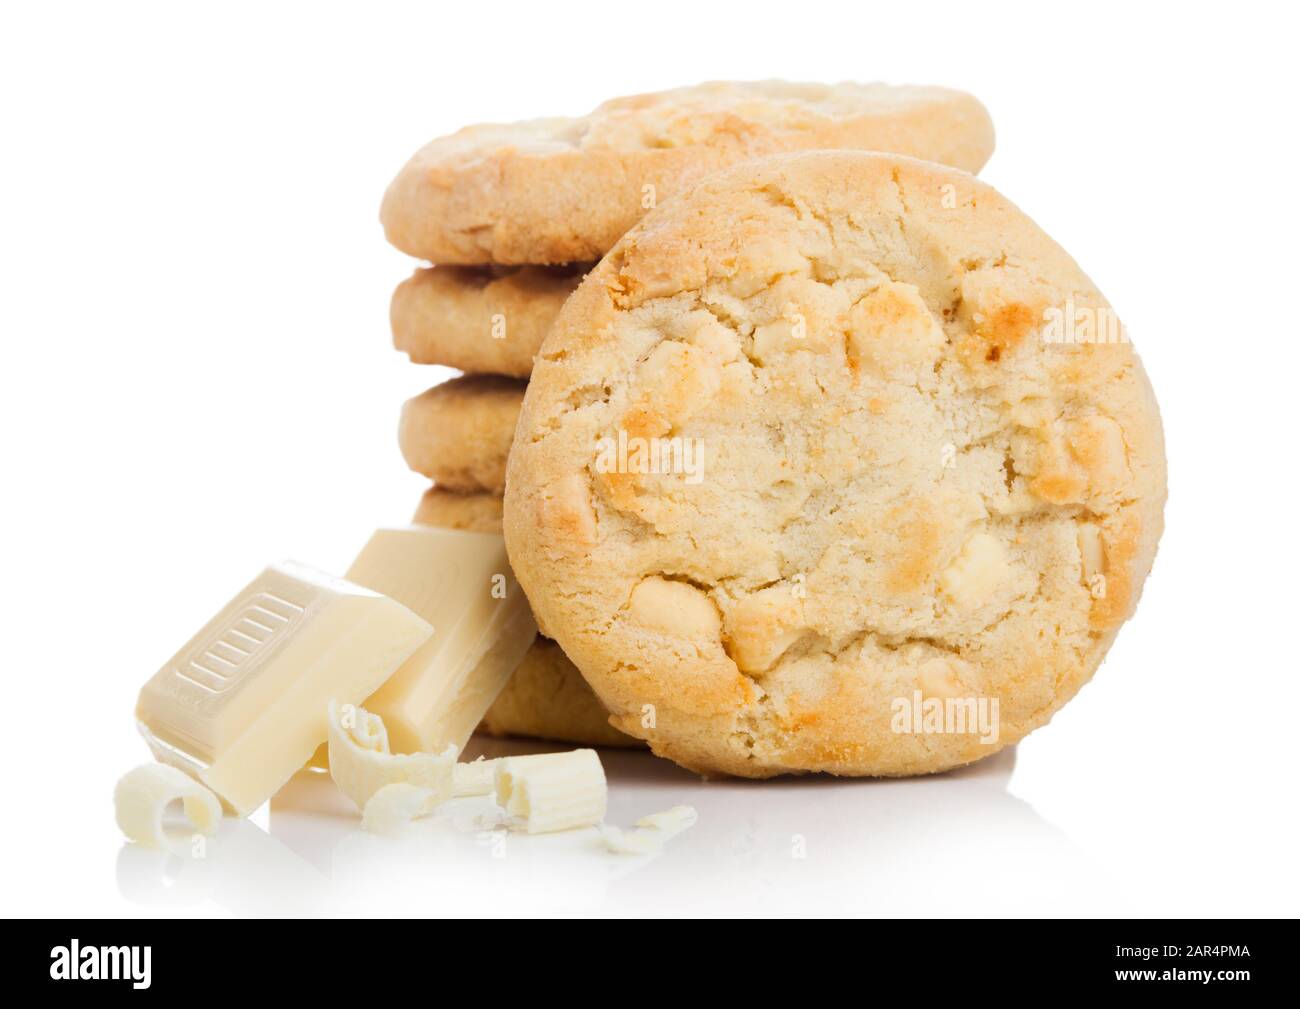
[494,749,607,834]
[114,763,223,855]
[327,699,456,811]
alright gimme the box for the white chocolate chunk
[990,487,1041,517]
[135,562,432,816]
[327,700,457,812]
[636,805,699,834]
[751,318,799,363]
[540,475,598,549]
[725,236,808,298]
[599,824,666,855]
[494,749,607,835]
[114,763,222,855]
[345,527,538,755]
[939,532,1010,608]
[602,805,699,856]
[361,783,440,836]
[676,313,741,363]
[1077,522,1106,581]
[918,657,966,699]
[453,758,500,797]
[1068,414,1130,498]
[627,577,721,639]
[724,585,806,673]
[629,340,721,426]
[847,281,945,377]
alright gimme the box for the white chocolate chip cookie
[382,80,994,265]
[392,264,588,378]
[504,151,1166,778]
[398,374,524,494]
[411,486,505,533]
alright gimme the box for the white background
[2,1,1297,918]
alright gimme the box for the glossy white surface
[101,725,1296,917]
[2,1,1297,917]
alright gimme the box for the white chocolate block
[135,562,432,816]
[344,527,538,754]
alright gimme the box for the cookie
[392,264,588,379]
[381,80,994,265]
[398,374,524,494]
[411,486,505,533]
[503,151,1166,779]
[411,487,637,748]
[479,638,641,749]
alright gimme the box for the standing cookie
[382,81,994,265]
[504,151,1165,778]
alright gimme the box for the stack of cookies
[380,81,996,751]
